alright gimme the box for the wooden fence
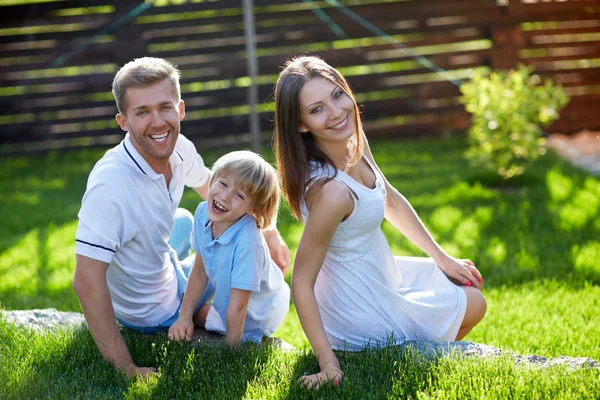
[1,0,599,155]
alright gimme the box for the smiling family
[73,56,486,388]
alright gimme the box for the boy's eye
[219,181,227,187]
[235,193,245,200]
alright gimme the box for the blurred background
[1,0,599,156]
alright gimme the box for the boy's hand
[168,318,194,342]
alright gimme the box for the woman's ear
[299,124,308,133]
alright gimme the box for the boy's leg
[168,208,194,261]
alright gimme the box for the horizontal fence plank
[2,0,600,155]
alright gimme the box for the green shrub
[460,64,569,180]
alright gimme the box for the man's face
[116,79,185,171]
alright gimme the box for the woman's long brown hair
[273,56,364,220]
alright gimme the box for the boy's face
[115,79,184,172]
[207,172,254,231]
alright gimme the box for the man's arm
[192,167,212,200]
[72,254,155,379]
[262,227,291,275]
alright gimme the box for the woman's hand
[298,358,344,390]
[168,317,194,342]
[436,255,484,290]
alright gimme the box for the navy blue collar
[121,134,183,179]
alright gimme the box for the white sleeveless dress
[301,159,467,351]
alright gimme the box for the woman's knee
[464,287,487,325]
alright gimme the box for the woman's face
[298,77,355,148]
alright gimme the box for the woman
[273,56,487,389]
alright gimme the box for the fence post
[490,0,523,70]
[243,0,261,154]
[112,0,149,67]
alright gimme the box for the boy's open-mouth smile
[212,199,228,213]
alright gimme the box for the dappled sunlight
[469,281,600,359]
[122,373,160,399]
[412,181,497,208]
[572,241,600,283]
[9,192,40,205]
[0,220,78,310]
[485,237,507,265]
[546,166,574,202]
[453,217,481,253]
[514,248,540,274]
[547,169,600,232]
[429,206,463,234]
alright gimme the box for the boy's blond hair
[210,151,279,230]
[112,57,181,114]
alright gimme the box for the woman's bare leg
[456,287,487,340]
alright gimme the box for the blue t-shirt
[191,201,289,342]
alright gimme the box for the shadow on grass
[1,319,275,399]
[1,322,130,399]
[283,345,439,399]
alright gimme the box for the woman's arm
[362,134,483,289]
[169,254,209,342]
[293,180,353,389]
[225,288,252,347]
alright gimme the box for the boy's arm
[225,288,252,347]
[169,254,208,342]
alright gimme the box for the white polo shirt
[75,133,208,327]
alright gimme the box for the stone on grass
[1,308,86,332]
[401,340,599,370]
[2,309,597,368]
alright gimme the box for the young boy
[168,151,290,346]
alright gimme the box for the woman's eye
[334,91,343,100]
[310,106,322,114]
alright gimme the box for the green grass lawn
[1,136,599,399]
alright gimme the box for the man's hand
[121,363,157,380]
[263,228,291,275]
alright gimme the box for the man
[73,57,290,379]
